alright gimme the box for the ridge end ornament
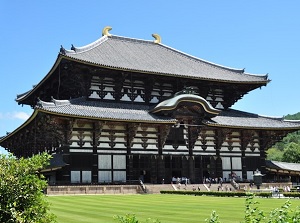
[102,26,112,36]
[152,33,161,44]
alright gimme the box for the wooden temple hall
[1,26,300,185]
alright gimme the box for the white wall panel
[98,171,112,183]
[223,171,231,180]
[71,171,80,183]
[232,157,242,169]
[247,171,254,180]
[113,171,126,182]
[82,171,91,183]
[113,155,126,169]
[98,155,111,169]
[222,157,231,169]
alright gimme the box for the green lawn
[48,194,300,223]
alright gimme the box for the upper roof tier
[60,27,269,84]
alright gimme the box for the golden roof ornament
[102,26,112,36]
[152,33,161,44]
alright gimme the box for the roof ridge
[64,34,157,55]
[258,114,283,120]
[37,97,72,108]
[110,34,155,44]
[64,35,109,55]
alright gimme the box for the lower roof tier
[35,97,300,130]
[1,97,300,149]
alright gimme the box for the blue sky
[1,1,300,154]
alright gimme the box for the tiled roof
[266,160,300,172]
[61,34,269,84]
[36,97,176,123]
[206,109,300,130]
[36,98,300,130]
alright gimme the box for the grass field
[48,194,300,223]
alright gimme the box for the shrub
[0,153,56,223]
[114,214,161,223]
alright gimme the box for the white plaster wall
[222,157,231,169]
[71,171,80,183]
[98,171,112,183]
[82,171,92,183]
[113,155,126,169]
[232,157,242,169]
[113,171,126,182]
[98,155,111,169]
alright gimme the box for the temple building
[1,26,300,185]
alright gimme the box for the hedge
[160,190,272,198]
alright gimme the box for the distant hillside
[273,112,300,151]
[268,112,300,162]
[284,112,300,120]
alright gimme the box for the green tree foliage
[282,142,300,163]
[284,112,300,120]
[205,211,221,223]
[267,112,300,161]
[0,153,56,223]
[206,193,300,223]
[266,148,283,161]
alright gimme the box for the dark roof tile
[207,109,300,129]
[63,35,268,83]
[37,97,176,123]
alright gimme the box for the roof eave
[37,108,177,124]
[61,55,270,85]
[16,54,64,104]
[204,122,300,131]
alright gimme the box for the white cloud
[12,112,30,121]
[0,112,30,121]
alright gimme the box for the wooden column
[156,125,170,183]
[214,129,227,178]
[259,132,269,176]
[240,130,249,180]
[91,121,103,183]
[188,156,195,183]
[126,155,134,183]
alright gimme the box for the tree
[0,153,56,223]
[282,142,300,163]
[266,148,283,161]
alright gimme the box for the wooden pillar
[259,147,267,175]
[157,125,165,183]
[187,122,198,183]
[91,122,98,183]
[215,129,226,178]
[126,155,134,183]
[240,131,247,181]
[259,132,268,176]
[188,156,195,183]
[150,155,157,183]
[60,145,70,183]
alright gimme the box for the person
[177,182,181,190]
[219,177,223,186]
[172,176,176,184]
[198,186,201,191]
[225,185,229,191]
